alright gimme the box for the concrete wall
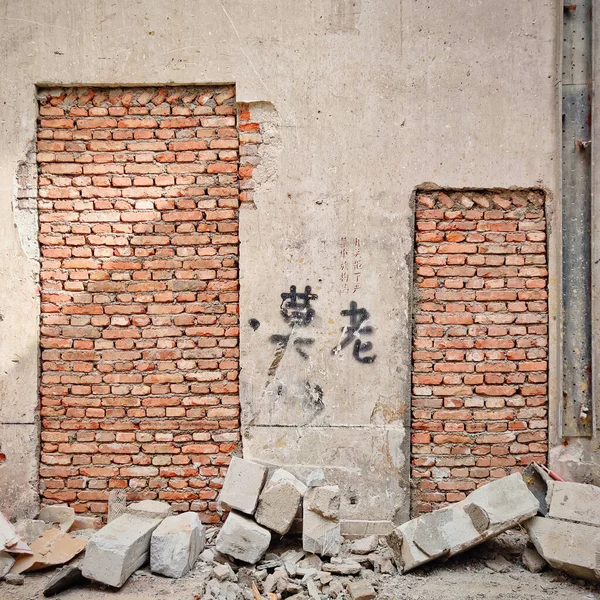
[0,0,559,526]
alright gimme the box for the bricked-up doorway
[37,87,242,523]
[411,190,549,515]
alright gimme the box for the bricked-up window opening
[411,190,548,516]
[37,87,241,523]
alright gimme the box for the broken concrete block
[269,468,308,496]
[0,551,15,578]
[212,562,236,581]
[15,519,52,544]
[5,573,24,585]
[386,473,539,573]
[43,565,87,597]
[215,511,271,564]
[82,505,169,587]
[305,485,340,520]
[38,505,76,532]
[255,470,304,535]
[484,555,512,573]
[525,516,600,581]
[347,579,376,600]
[70,516,102,532]
[351,535,379,555]
[218,456,267,515]
[306,469,326,488]
[302,509,341,557]
[0,513,31,555]
[10,529,87,574]
[322,558,362,575]
[150,512,205,578]
[126,500,172,520]
[547,481,600,527]
[522,546,547,573]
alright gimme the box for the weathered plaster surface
[0,0,559,525]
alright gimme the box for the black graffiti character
[332,301,376,364]
[280,285,317,326]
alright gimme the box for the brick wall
[37,86,243,522]
[411,190,548,515]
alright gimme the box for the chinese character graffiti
[332,301,376,364]
[268,285,318,367]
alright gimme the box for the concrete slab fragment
[302,509,341,557]
[525,516,600,581]
[305,485,340,520]
[547,481,600,526]
[255,477,302,535]
[43,565,87,597]
[215,512,271,564]
[38,506,75,533]
[522,546,547,573]
[386,473,539,572]
[219,457,267,515]
[126,500,172,520]
[0,551,15,578]
[14,519,51,545]
[150,512,205,578]
[82,511,166,587]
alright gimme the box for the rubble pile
[0,460,599,597]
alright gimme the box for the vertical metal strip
[561,0,593,437]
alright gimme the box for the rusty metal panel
[561,0,593,436]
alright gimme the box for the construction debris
[2,462,600,598]
[522,546,547,573]
[303,485,341,557]
[9,528,86,574]
[0,550,15,577]
[150,512,206,578]
[38,505,75,532]
[43,565,87,597]
[523,476,600,582]
[386,473,539,573]
[5,573,24,585]
[215,511,271,564]
[81,500,171,587]
[255,469,306,535]
[14,519,52,545]
[0,513,31,555]
[218,456,268,515]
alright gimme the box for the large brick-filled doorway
[37,87,240,522]
[411,190,548,515]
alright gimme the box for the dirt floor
[2,531,599,600]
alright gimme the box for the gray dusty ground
[2,531,599,600]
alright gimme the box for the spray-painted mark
[249,318,260,330]
[280,285,317,325]
[332,301,376,364]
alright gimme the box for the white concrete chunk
[547,481,600,527]
[351,535,379,555]
[0,551,15,578]
[302,509,341,557]
[150,512,205,578]
[82,509,169,587]
[387,473,539,572]
[268,468,308,496]
[525,516,600,581]
[522,546,547,573]
[218,457,267,515]
[215,512,271,564]
[305,485,340,520]
[126,500,172,520]
[255,471,303,535]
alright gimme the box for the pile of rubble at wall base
[0,500,207,593]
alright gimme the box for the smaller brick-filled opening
[411,190,548,516]
[37,86,242,523]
